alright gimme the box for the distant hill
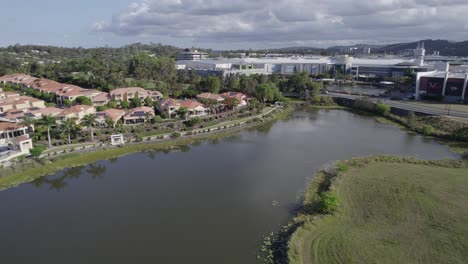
[261,39,468,57]
[372,39,468,56]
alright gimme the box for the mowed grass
[296,162,468,264]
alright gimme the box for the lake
[0,110,458,263]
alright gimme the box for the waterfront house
[160,98,181,118]
[0,122,30,145]
[220,92,248,107]
[123,106,155,125]
[178,99,209,117]
[96,109,125,127]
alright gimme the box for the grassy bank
[0,107,292,191]
[286,156,468,264]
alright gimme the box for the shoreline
[0,107,292,191]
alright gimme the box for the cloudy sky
[2,0,468,49]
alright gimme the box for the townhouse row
[0,73,163,107]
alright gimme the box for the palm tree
[61,117,78,145]
[145,112,152,123]
[20,116,35,133]
[39,115,56,148]
[104,116,114,128]
[80,114,97,142]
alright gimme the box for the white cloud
[93,0,468,48]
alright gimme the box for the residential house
[29,107,63,119]
[160,98,181,118]
[95,109,125,127]
[0,107,62,123]
[0,122,30,145]
[92,92,111,106]
[146,90,164,101]
[110,87,163,103]
[178,99,209,117]
[160,98,209,118]
[220,92,248,107]
[196,92,225,103]
[0,91,20,100]
[0,73,37,86]
[0,74,101,105]
[123,106,155,125]
[56,105,95,123]
[57,88,102,104]
[0,96,46,113]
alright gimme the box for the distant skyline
[2,0,468,49]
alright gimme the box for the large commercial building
[176,49,208,61]
[177,55,430,78]
[415,62,468,102]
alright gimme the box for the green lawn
[290,161,468,264]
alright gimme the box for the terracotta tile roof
[0,91,20,98]
[0,74,37,84]
[161,98,180,108]
[220,92,246,101]
[0,96,44,109]
[61,88,101,97]
[146,90,163,98]
[0,109,27,119]
[0,122,27,131]
[177,99,206,109]
[96,109,125,121]
[196,93,224,101]
[124,106,155,119]
[57,105,93,117]
[92,92,111,102]
[30,107,62,116]
[110,87,146,96]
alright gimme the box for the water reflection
[2,109,460,264]
[30,164,107,190]
[87,164,107,180]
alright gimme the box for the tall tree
[80,114,98,142]
[61,117,78,145]
[20,116,35,133]
[38,115,56,148]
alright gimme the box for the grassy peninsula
[286,156,468,264]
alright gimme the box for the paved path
[328,92,468,119]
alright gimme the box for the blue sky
[0,0,170,48]
[2,0,468,49]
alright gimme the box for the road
[328,92,468,119]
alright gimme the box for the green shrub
[376,103,391,116]
[452,127,468,142]
[337,163,349,172]
[30,145,46,157]
[170,132,181,138]
[421,124,435,135]
[318,191,338,214]
[319,96,335,106]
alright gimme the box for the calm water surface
[0,110,458,264]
